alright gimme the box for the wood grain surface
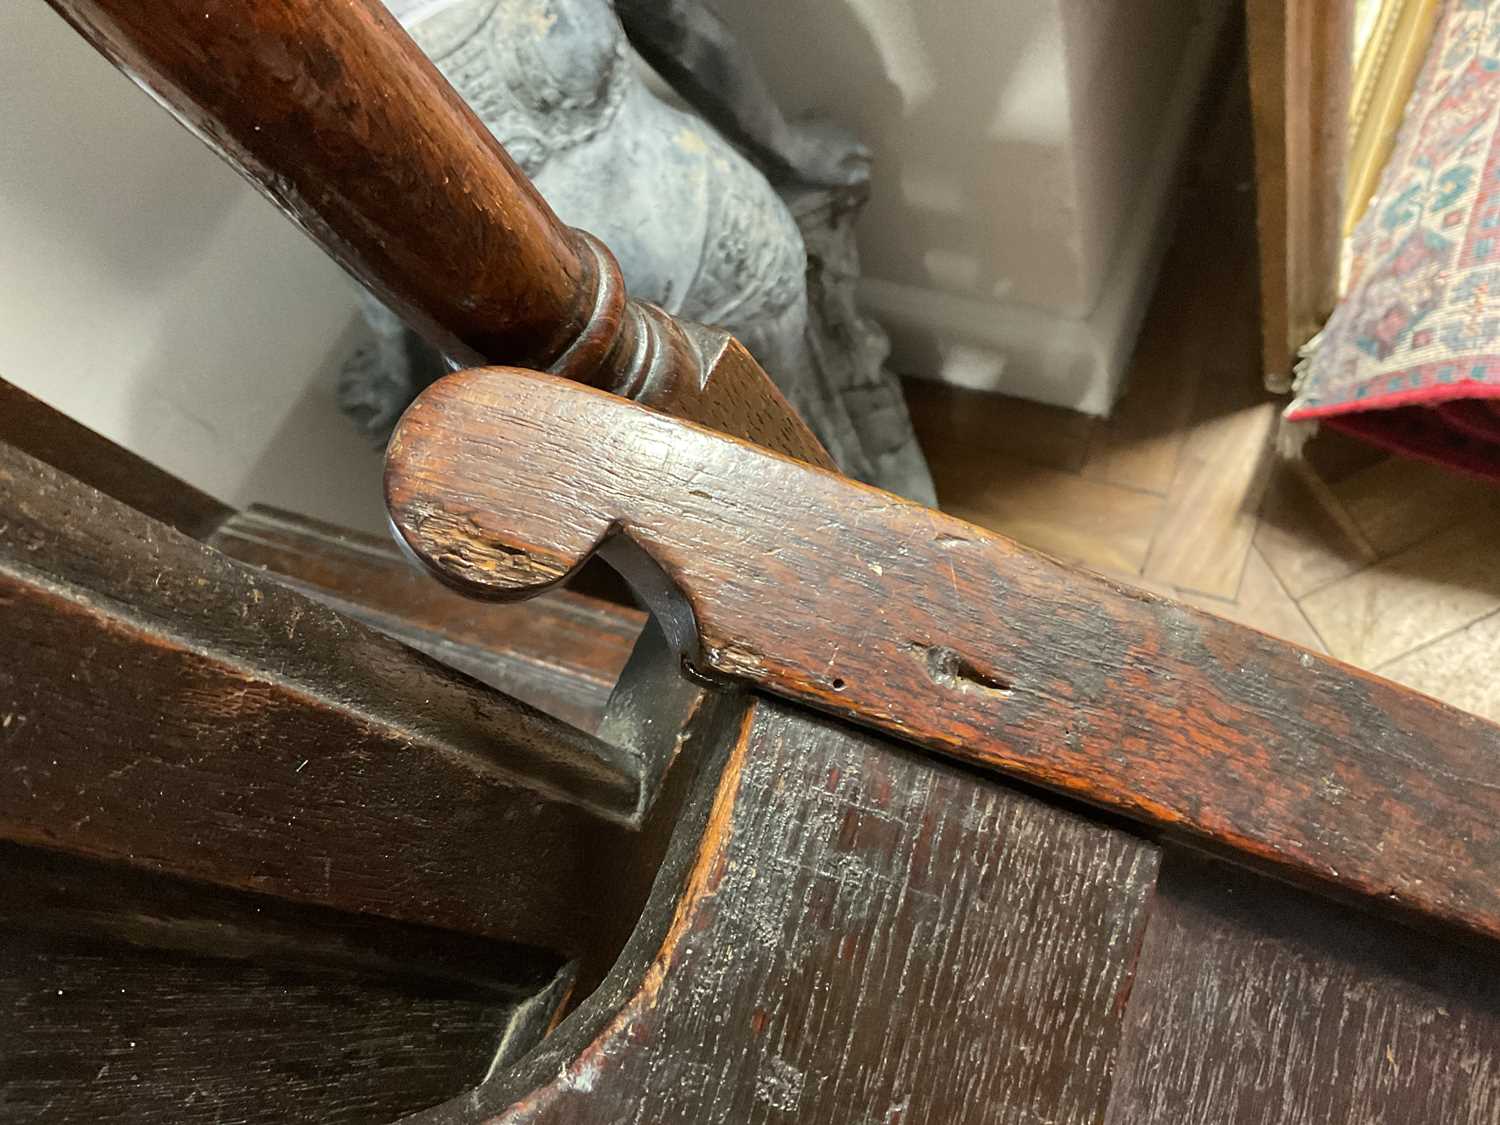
[387,366,1500,944]
[411,696,1161,1124]
[1247,0,1351,386]
[0,842,563,996]
[210,505,645,733]
[1,372,645,732]
[0,440,655,961]
[47,0,832,467]
[0,376,647,733]
[1107,853,1500,1123]
[0,846,561,1124]
[0,928,517,1124]
[45,0,597,374]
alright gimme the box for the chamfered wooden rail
[0,436,658,961]
[48,0,832,468]
[387,366,1500,945]
[0,374,645,736]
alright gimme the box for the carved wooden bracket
[387,366,1500,946]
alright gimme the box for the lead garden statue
[339,0,937,504]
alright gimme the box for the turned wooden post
[47,0,831,466]
[47,0,619,377]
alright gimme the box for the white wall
[1,0,1230,509]
[719,0,1229,414]
[0,6,383,533]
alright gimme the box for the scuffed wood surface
[1107,854,1500,1124]
[386,366,1500,944]
[0,838,567,1123]
[0,928,515,1123]
[0,441,649,961]
[415,698,1161,1124]
[210,505,644,733]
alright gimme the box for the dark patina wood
[0,429,750,1121]
[0,439,655,962]
[209,505,645,733]
[0,376,645,733]
[387,366,1500,945]
[409,696,1161,1124]
[0,843,562,994]
[1107,853,1500,1123]
[46,0,832,469]
[26,3,1500,1119]
[0,845,565,1125]
[1,927,523,1124]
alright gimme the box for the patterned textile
[1287,0,1500,479]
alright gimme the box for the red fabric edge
[1322,414,1500,484]
[1285,379,1500,421]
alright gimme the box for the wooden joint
[545,231,701,402]
[386,366,1500,946]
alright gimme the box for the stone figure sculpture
[339,0,936,503]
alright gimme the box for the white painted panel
[718,0,1229,409]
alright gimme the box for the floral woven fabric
[1287,0,1500,478]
